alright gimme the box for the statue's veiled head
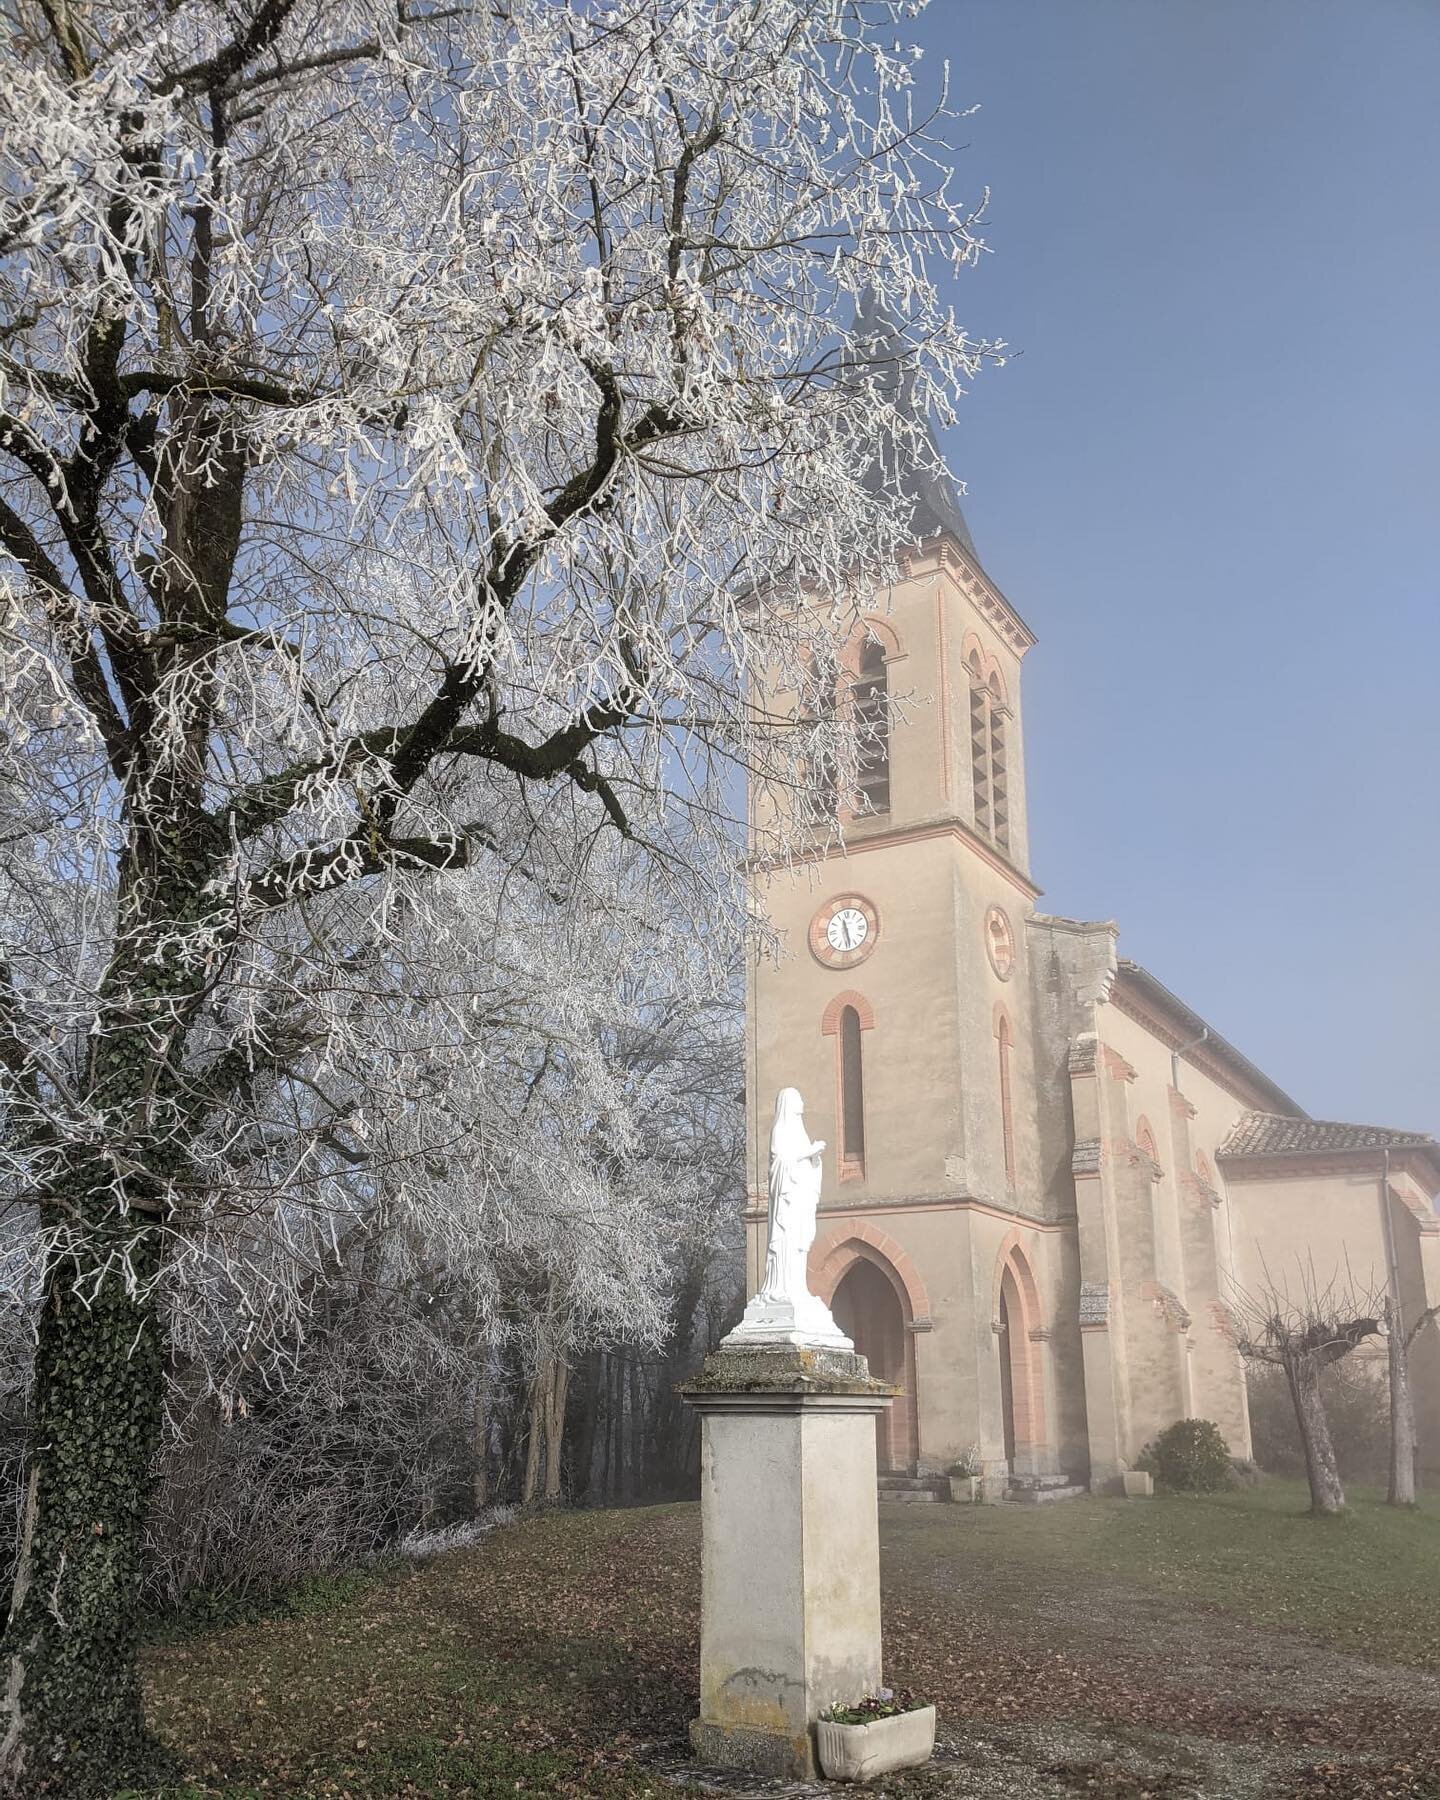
[773,1086,804,1127]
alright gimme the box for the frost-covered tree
[0,0,993,1785]
[134,843,723,1601]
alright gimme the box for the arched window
[840,1005,866,1171]
[853,636,890,814]
[967,654,1012,853]
[1195,1150,1214,1189]
[968,652,991,838]
[996,1011,1016,1187]
[800,652,838,822]
[801,634,891,825]
[1135,1118,1158,1168]
[988,674,1011,852]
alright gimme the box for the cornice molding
[751,815,1041,900]
[742,1194,1075,1232]
[901,535,1037,655]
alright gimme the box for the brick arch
[1195,1149,1214,1186]
[815,1229,924,1470]
[1135,1115,1159,1163]
[855,614,905,662]
[990,1229,1043,1331]
[961,632,1007,700]
[821,989,875,1035]
[992,998,1013,1041]
[992,1235,1049,1470]
[809,1220,930,1321]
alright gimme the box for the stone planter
[1122,1470,1154,1498]
[947,1474,979,1504]
[816,1705,937,1782]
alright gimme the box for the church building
[744,382,1440,1496]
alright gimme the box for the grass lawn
[892,1479,1440,1670]
[139,1480,1440,1799]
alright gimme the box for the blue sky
[912,0,1439,1128]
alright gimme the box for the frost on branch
[0,0,995,1346]
[0,2,996,1776]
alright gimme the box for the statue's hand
[809,1140,826,1157]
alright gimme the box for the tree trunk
[471,1379,490,1515]
[626,1353,643,1504]
[543,1361,569,1502]
[1386,1298,1417,1507]
[600,1352,617,1505]
[569,1350,601,1506]
[0,1230,173,1796]
[1288,1356,1345,1515]
[521,1364,546,1506]
[653,1264,703,1495]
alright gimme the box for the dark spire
[850,289,981,566]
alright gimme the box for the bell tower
[744,345,1048,1475]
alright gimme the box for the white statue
[723,1087,853,1349]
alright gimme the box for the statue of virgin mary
[723,1087,852,1349]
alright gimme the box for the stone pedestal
[681,1345,895,1779]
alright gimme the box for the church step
[1007,1479,1088,1504]
[877,1473,949,1504]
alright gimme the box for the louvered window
[853,637,890,814]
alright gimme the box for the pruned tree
[0,1,995,1786]
[1233,1265,1382,1516]
[1384,1293,1440,1509]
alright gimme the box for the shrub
[1138,1418,1234,1493]
[1246,1357,1389,1486]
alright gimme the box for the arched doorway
[832,1256,912,1472]
[995,1251,1046,1475]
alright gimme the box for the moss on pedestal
[681,1344,897,1397]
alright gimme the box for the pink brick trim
[821,989,875,1035]
[990,1229,1044,1331]
[1102,1045,1137,1083]
[992,1236,1048,1453]
[810,1221,931,1321]
[856,614,905,662]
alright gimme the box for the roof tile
[1218,1111,1436,1160]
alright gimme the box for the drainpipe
[1378,1146,1413,1497]
[1170,1026,1209,1096]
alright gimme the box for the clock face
[826,908,869,954]
[809,894,880,969]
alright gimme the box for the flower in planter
[820,1685,924,1726]
[817,1689,938,1781]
